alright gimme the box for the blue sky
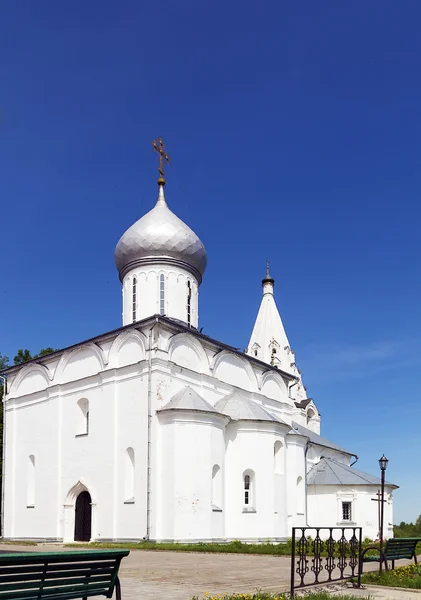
[1,1,420,524]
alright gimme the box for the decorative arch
[307,407,316,423]
[55,344,106,385]
[108,330,146,369]
[260,371,288,400]
[212,351,257,392]
[63,480,95,543]
[296,476,305,514]
[168,333,210,374]
[274,440,285,474]
[10,363,52,397]
[64,479,95,506]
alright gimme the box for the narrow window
[307,408,315,424]
[342,501,352,521]
[187,280,192,326]
[274,441,284,475]
[76,398,89,436]
[296,476,304,515]
[159,274,165,315]
[132,277,137,323]
[244,474,251,505]
[27,455,35,507]
[124,447,135,502]
[212,464,222,509]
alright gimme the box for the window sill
[337,521,357,526]
[124,498,135,505]
[242,507,256,513]
[75,433,89,438]
[26,505,35,509]
[211,505,222,512]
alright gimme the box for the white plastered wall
[122,265,199,327]
[307,484,395,540]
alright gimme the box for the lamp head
[379,454,389,472]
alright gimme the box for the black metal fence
[290,527,363,597]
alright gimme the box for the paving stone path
[0,544,419,600]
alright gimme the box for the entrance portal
[74,491,92,542]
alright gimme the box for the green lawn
[361,563,421,589]
[67,538,421,558]
[66,540,295,554]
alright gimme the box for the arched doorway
[74,491,92,542]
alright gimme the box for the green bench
[0,549,129,599]
[361,537,421,571]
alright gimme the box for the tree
[34,348,58,358]
[13,349,33,365]
[0,353,8,372]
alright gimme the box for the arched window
[124,447,135,502]
[187,280,192,326]
[132,277,137,323]
[212,464,222,509]
[243,470,255,510]
[159,274,165,315]
[307,408,315,424]
[274,440,284,475]
[76,398,89,436]
[296,476,305,515]
[27,455,35,507]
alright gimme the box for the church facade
[2,164,397,543]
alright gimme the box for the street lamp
[378,454,388,572]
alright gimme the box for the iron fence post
[290,528,296,598]
[357,527,363,588]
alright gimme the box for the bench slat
[0,573,113,590]
[0,562,116,576]
[0,567,114,582]
[0,550,128,600]
[0,550,129,564]
[0,587,109,600]
[0,576,112,591]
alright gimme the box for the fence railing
[290,526,363,597]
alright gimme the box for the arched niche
[108,330,146,369]
[56,344,105,385]
[11,364,51,397]
[260,371,288,401]
[168,333,209,374]
[212,351,256,392]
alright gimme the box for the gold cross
[152,137,170,184]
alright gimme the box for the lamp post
[378,454,389,573]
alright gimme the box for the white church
[2,144,397,543]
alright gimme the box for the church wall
[4,397,60,540]
[307,484,395,540]
[112,372,149,540]
[224,423,283,541]
[155,412,226,541]
[285,435,307,531]
[60,382,116,541]
[123,265,199,327]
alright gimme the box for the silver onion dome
[114,185,207,282]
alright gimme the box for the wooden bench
[0,549,129,599]
[361,537,421,571]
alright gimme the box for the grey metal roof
[295,398,313,409]
[308,457,398,488]
[114,185,207,282]
[158,386,220,414]
[215,392,287,424]
[0,315,297,384]
[291,422,354,455]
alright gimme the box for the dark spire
[262,259,275,286]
